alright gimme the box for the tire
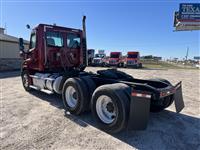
[150,104,164,112]
[139,63,142,68]
[62,77,89,115]
[81,76,96,110]
[91,83,130,133]
[118,63,123,68]
[21,70,32,91]
[149,78,173,112]
[101,62,106,67]
[150,96,174,112]
[119,63,124,68]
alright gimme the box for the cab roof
[128,51,139,54]
[35,24,82,33]
[111,52,121,54]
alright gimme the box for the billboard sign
[179,3,200,20]
[194,56,200,60]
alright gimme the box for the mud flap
[174,82,184,113]
[127,96,151,130]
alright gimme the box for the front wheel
[138,63,142,68]
[21,70,32,91]
[118,63,124,68]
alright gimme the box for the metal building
[0,28,29,71]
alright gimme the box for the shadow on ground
[0,70,20,79]
[29,90,200,150]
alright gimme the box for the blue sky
[1,0,199,59]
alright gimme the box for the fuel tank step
[29,85,53,94]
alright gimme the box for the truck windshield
[95,54,105,58]
[67,33,80,48]
[46,32,63,47]
[127,54,138,58]
[110,54,120,58]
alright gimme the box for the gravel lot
[1,67,200,150]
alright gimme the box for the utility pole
[185,47,189,61]
[184,47,189,67]
[4,23,7,34]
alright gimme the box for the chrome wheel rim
[23,74,29,87]
[65,86,78,108]
[96,95,117,124]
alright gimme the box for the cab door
[45,31,64,69]
[24,31,39,70]
[65,33,81,67]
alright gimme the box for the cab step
[29,85,53,94]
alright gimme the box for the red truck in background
[124,51,142,68]
[108,52,124,67]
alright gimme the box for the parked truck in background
[87,49,95,66]
[92,53,106,66]
[124,51,142,68]
[108,52,124,67]
[18,16,184,133]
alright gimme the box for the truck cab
[19,23,87,73]
[108,52,124,67]
[92,53,106,66]
[18,16,184,134]
[125,51,142,68]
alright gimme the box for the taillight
[160,88,175,97]
[131,92,151,98]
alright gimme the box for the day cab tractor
[19,16,184,133]
[108,52,124,67]
[124,51,142,68]
[92,53,106,66]
[87,49,95,66]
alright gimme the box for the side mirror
[26,24,30,29]
[19,38,24,51]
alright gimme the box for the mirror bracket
[19,38,25,52]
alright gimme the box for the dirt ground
[0,67,200,150]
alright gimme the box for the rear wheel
[62,78,89,115]
[21,70,32,91]
[91,83,130,133]
[149,78,173,112]
[150,96,174,112]
[81,76,96,110]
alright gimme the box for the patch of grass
[142,62,197,70]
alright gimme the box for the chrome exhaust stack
[82,16,88,67]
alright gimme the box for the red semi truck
[108,52,124,67]
[124,51,142,68]
[19,16,184,133]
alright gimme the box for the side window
[46,32,63,47]
[29,33,36,49]
[67,33,80,48]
